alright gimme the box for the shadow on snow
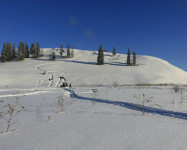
[65,88,187,120]
[62,60,127,66]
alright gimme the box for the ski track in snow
[55,73,64,87]
[48,80,53,87]
[0,69,34,72]
[65,88,187,120]
[55,77,61,88]
[35,51,81,88]
[0,90,48,98]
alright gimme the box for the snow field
[0,88,187,150]
[1,48,187,150]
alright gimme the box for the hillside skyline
[1,0,187,71]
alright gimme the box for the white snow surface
[0,48,187,150]
[0,49,187,90]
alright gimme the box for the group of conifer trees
[127,48,136,66]
[66,44,74,58]
[97,45,136,66]
[50,44,75,61]
[1,41,41,62]
[59,43,74,58]
[30,41,42,58]
[1,42,16,62]
[59,44,64,56]
[17,42,29,61]
[2,41,136,65]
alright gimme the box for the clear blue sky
[1,0,187,71]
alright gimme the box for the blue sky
[1,0,187,71]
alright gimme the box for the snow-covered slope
[0,48,187,89]
[1,48,187,150]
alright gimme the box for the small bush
[51,96,65,113]
[173,85,180,93]
[0,100,24,133]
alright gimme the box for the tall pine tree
[67,44,70,58]
[12,43,16,59]
[133,51,136,66]
[35,41,40,58]
[6,42,13,61]
[6,42,9,61]
[60,44,63,56]
[30,43,36,57]
[25,42,29,58]
[113,46,116,56]
[17,42,24,61]
[97,44,104,65]
[127,48,131,66]
[1,43,7,62]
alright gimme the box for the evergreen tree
[17,51,23,61]
[1,43,7,62]
[6,42,9,61]
[60,44,63,56]
[133,51,136,66]
[30,43,35,56]
[67,47,70,58]
[97,44,104,65]
[67,44,70,58]
[113,46,116,56]
[6,42,13,61]
[35,41,40,58]
[17,42,24,61]
[127,48,131,66]
[12,43,16,58]
[20,42,25,59]
[25,42,29,58]
[10,42,13,60]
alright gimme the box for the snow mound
[0,48,187,89]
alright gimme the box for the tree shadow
[65,88,187,120]
[105,62,127,66]
[63,59,127,66]
[34,55,128,67]
[63,60,97,65]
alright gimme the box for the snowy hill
[1,48,187,150]
[0,48,187,89]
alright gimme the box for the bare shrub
[0,100,24,133]
[91,89,98,106]
[135,94,153,115]
[179,88,184,103]
[178,87,185,109]
[173,85,180,93]
[51,96,65,113]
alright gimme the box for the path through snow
[35,50,82,88]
